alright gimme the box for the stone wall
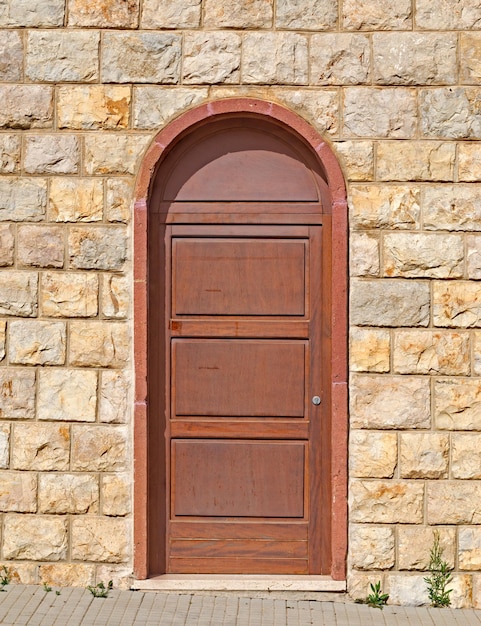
[1,0,481,605]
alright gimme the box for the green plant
[43,582,52,592]
[87,580,113,598]
[366,581,389,609]
[424,530,453,608]
[0,566,10,591]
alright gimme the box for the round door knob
[312,396,321,405]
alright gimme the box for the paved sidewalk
[1,586,481,625]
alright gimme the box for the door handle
[312,396,321,405]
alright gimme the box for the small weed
[43,582,52,592]
[0,566,10,591]
[424,530,453,608]
[87,580,113,598]
[55,590,61,596]
[356,581,389,609]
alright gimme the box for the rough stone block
[26,31,99,82]
[106,178,133,223]
[0,85,53,130]
[0,563,37,585]
[39,564,95,588]
[342,0,412,30]
[349,430,397,478]
[272,89,339,136]
[0,271,37,317]
[473,331,481,375]
[183,32,241,84]
[0,368,35,420]
[459,144,481,182]
[386,575,429,606]
[38,369,97,422]
[204,0,272,27]
[416,0,481,30]
[310,34,370,85]
[459,528,481,571]
[0,224,14,266]
[133,87,207,129]
[467,235,481,278]
[424,185,481,231]
[349,525,395,570]
[72,517,129,563]
[102,32,181,83]
[49,178,103,223]
[376,142,455,181]
[0,178,47,222]
[58,86,130,130]
[0,30,22,81]
[0,0,65,26]
[0,472,36,512]
[101,275,128,319]
[350,480,424,523]
[384,233,463,278]
[242,33,308,85]
[142,0,201,28]
[99,371,130,423]
[434,281,481,327]
[101,474,131,516]
[428,482,481,524]
[69,321,129,368]
[350,279,430,327]
[71,425,126,471]
[334,141,374,181]
[350,374,430,430]
[84,134,150,175]
[69,226,127,271]
[38,473,99,514]
[25,135,79,175]
[349,328,390,373]
[349,185,420,229]
[461,34,481,84]
[0,135,21,173]
[350,233,379,277]
[393,330,470,376]
[400,433,449,479]
[0,321,4,362]
[95,566,133,590]
[17,226,64,268]
[435,378,481,431]
[12,423,70,471]
[68,0,139,27]
[276,0,337,29]
[398,526,455,571]
[420,88,481,139]
[343,88,416,138]
[3,515,67,561]
[9,320,66,365]
[452,435,481,479]
[0,421,6,467]
[41,272,98,318]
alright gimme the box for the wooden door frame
[133,98,348,581]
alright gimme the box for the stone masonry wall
[1,0,481,605]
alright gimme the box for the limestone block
[427,482,481,524]
[276,0,337,29]
[0,178,47,222]
[133,87,207,130]
[0,31,22,81]
[183,32,241,84]
[106,178,133,223]
[4,515,67,561]
[349,525,395,570]
[0,321,4,362]
[467,235,481,277]
[0,0,65,26]
[349,185,420,229]
[350,374,430,430]
[68,0,139,27]
[242,33,308,85]
[95,566,132,590]
[420,88,481,139]
[0,224,14,266]
[0,368,35,420]
[342,0,412,30]
[0,85,53,130]
[424,185,481,231]
[349,431,397,478]
[102,32,181,83]
[100,371,130,423]
[271,89,339,137]
[384,233,463,278]
[58,86,130,130]
[72,517,129,563]
[0,472,36,512]
[448,575,474,609]
[142,0,201,28]
[416,0,481,30]
[343,88,416,138]
[12,423,70,471]
[373,33,456,85]
[204,0,272,27]
[350,233,379,277]
[350,480,424,524]
[9,320,66,365]
[101,275,128,319]
[400,433,449,479]
[386,575,429,606]
[434,281,481,327]
[0,135,21,173]
[41,272,98,318]
[38,369,97,422]
[459,144,481,182]
[347,572,384,601]
[0,563,37,585]
[376,142,455,181]
[25,135,79,175]
[69,226,127,270]
[461,34,481,85]
[0,272,37,317]
[349,328,389,373]
[26,31,99,83]
[38,473,99,514]
[393,330,470,376]
[452,435,481,479]
[84,134,150,175]
[49,178,103,222]
[435,379,481,431]
[334,141,374,181]
[310,34,370,85]
[17,226,64,268]
[69,321,128,368]
[350,279,430,327]
[101,474,131,516]
[398,526,455,570]
[71,425,126,471]
[473,332,481,376]
[39,564,95,588]
[460,528,481,571]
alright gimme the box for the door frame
[133,98,348,581]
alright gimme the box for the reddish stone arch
[133,98,348,581]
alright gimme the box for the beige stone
[0,563,37,585]
[350,525,395,570]
[0,272,37,317]
[350,279,430,327]
[424,185,481,231]
[3,515,67,561]
[0,178,47,222]
[38,474,99,514]
[342,0,412,30]
[435,378,481,431]
[349,328,390,373]
[334,141,374,181]
[49,177,103,222]
[350,375,430,430]
[142,0,201,28]
[71,425,127,471]
[0,0,65,26]
[95,566,133,590]
[100,371,130,423]
[400,433,449,479]
[310,35,370,86]
[69,321,128,368]
[434,281,481,327]
[183,33,241,85]
[460,528,481,571]
[72,517,129,563]
[9,320,66,365]
[17,226,64,268]
[26,31,99,83]
[38,369,97,422]
[398,526,455,571]
[242,33,308,85]
[448,575,474,609]
[0,472,36,512]
[420,88,481,139]
[349,430,397,478]
[376,142,455,181]
[101,275,128,319]
[467,236,481,278]
[0,30,22,82]
[386,574,429,606]
[39,564,95,588]
[393,330,470,376]
[452,435,481,479]
[84,134,150,175]
[68,0,139,27]
[461,34,481,85]
[350,480,424,524]
[0,368,36,420]
[271,89,339,137]
[350,233,379,277]
[106,178,133,223]
[41,272,98,318]
[384,233,463,278]
[69,226,127,270]
[133,87,208,130]
[102,32,181,83]
[0,85,53,130]
[343,88,416,138]
[58,86,130,130]
[276,0,337,29]
[25,135,79,175]
[204,0,272,27]
[12,423,70,471]
[0,135,21,173]
[469,331,481,375]
[459,144,481,182]
[349,185,421,229]
[0,321,4,362]
[428,482,481,524]
[101,474,131,516]
[0,224,14,266]
[416,0,481,30]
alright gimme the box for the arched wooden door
[138,100,347,579]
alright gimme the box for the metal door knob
[312,396,321,405]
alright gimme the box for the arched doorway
[133,99,348,581]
